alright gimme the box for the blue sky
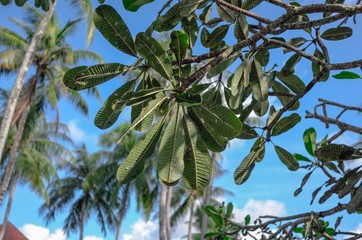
[1,1,362,240]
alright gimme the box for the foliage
[59,0,362,239]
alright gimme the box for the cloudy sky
[1,1,362,240]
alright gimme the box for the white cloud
[352,223,362,233]
[122,219,158,240]
[21,224,66,240]
[233,199,287,222]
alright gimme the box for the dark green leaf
[170,30,189,66]
[158,107,185,185]
[135,32,173,80]
[272,113,301,136]
[94,5,137,56]
[64,63,128,91]
[275,145,299,171]
[122,0,154,12]
[183,116,211,190]
[303,127,316,157]
[321,27,352,41]
[95,80,136,129]
[117,116,165,184]
[332,71,361,79]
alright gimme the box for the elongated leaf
[332,71,361,79]
[275,145,299,171]
[122,87,164,106]
[234,139,264,184]
[276,72,305,94]
[194,101,242,139]
[170,31,189,66]
[271,81,299,110]
[188,108,228,152]
[135,32,173,80]
[203,25,229,48]
[249,59,268,102]
[179,0,206,16]
[95,80,136,129]
[158,107,185,185]
[94,5,137,57]
[303,127,316,157]
[242,0,263,10]
[181,16,198,48]
[272,113,301,136]
[321,27,352,41]
[183,116,211,190]
[122,0,154,12]
[118,94,168,142]
[234,15,249,41]
[153,3,181,32]
[117,117,165,184]
[64,63,128,90]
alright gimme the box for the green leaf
[242,0,263,10]
[183,116,211,190]
[234,15,249,41]
[321,26,352,41]
[272,113,301,136]
[119,94,168,142]
[176,93,202,107]
[276,72,305,94]
[203,25,229,48]
[303,127,316,157]
[275,145,299,171]
[179,0,206,16]
[94,5,137,57]
[188,108,228,152]
[181,16,198,48]
[153,3,181,32]
[64,63,128,91]
[95,80,136,129]
[283,37,306,54]
[312,48,329,82]
[135,33,173,80]
[157,107,185,185]
[122,0,154,12]
[249,59,268,102]
[170,31,189,66]
[332,71,361,79]
[117,116,165,184]
[271,81,299,110]
[194,101,242,139]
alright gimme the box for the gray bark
[0,0,57,161]
[159,184,167,240]
[0,171,19,240]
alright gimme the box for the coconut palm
[0,113,74,240]
[98,123,159,240]
[0,5,103,201]
[39,144,118,240]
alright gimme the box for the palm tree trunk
[159,184,167,240]
[79,196,87,240]
[0,69,41,204]
[0,171,19,240]
[166,186,172,240]
[0,0,57,161]
[187,194,195,240]
[115,184,131,240]
[200,152,217,238]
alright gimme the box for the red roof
[0,222,28,240]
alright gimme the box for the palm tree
[39,144,117,240]
[0,5,103,201]
[98,123,159,240]
[0,114,74,240]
